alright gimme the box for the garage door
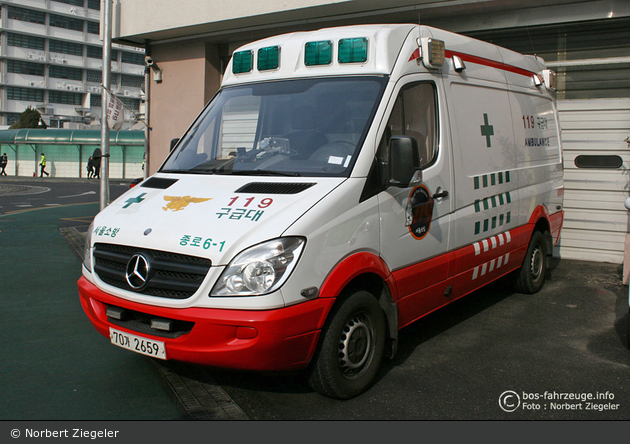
[557,98,630,263]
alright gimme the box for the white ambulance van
[79,24,564,399]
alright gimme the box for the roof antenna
[526,26,537,56]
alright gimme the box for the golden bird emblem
[163,195,211,212]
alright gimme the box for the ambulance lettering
[216,196,273,222]
[180,235,226,251]
[405,185,434,240]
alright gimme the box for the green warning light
[232,50,253,74]
[338,38,368,64]
[304,41,332,66]
[258,46,280,71]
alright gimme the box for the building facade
[0,0,145,129]
[110,0,630,264]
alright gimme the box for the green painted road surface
[0,203,182,420]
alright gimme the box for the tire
[307,290,386,399]
[515,230,550,294]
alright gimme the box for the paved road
[1,178,629,421]
[0,177,130,215]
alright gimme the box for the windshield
[160,77,387,177]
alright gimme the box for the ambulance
[79,24,564,399]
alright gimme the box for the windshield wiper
[159,169,210,174]
[231,170,301,177]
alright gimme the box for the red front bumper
[78,276,334,371]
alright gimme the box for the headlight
[83,221,94,272]
[211,237,305,296]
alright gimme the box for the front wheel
[515,230,550,294]
[307,290,386,399]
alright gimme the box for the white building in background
[0,0,145,129]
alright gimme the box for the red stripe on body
[408,47,537,78]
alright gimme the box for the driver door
[377,78,453,327]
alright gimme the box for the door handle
[432,189,449,199]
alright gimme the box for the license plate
[109,327,166,360]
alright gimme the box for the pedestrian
[0,153,7,176]
[92,148,101,179]
[39,153,49,177]
[87,156,94,178]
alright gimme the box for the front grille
[93,243,212,299]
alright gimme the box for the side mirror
[170,138,180,151]
[389,135,421,188]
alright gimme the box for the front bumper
[78,276,334,371]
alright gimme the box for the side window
[379,82,437,168]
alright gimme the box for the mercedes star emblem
[125,253,150,290]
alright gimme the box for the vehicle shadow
[165,273,521,402]
[378,274,517,375]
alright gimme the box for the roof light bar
[232,50,253,74]
[305,41,332,66]
[418,38,445,70]
[258,46,280,71]
[542,69,557,90]
[338,38,368,64]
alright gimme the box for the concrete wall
[145,40,223,172]
[114,0,357,40]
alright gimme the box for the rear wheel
[515,230,550,294]
[307,290,386,399]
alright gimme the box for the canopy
[0,129,145,145]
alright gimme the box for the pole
[143,54,150,180]
[100,0,112,210]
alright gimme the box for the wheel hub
[530,245,543,280]
[338,315,372,376]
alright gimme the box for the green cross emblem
[480,113,494,147]
[123,193,147,208]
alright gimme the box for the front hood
[91,174,344,265]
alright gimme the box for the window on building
[87,21,99,35]
[121,52,145,65]
[6,114,22,126]
[7,86,44,102]
[53,0,85,6]
[90,93,102,108]
[87,46,118,60]
[121,74,143,88]
[8,60,45,76]
[8,6,45,25]
[87,46,101,59]
[120,97,140,111]
[49,14,84,32]
[48,39,83,56]
[7,33,45,50]
[49,65,83,81]
[86,70,102,83]
[49,91,82,105]
[87,0,100,11]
